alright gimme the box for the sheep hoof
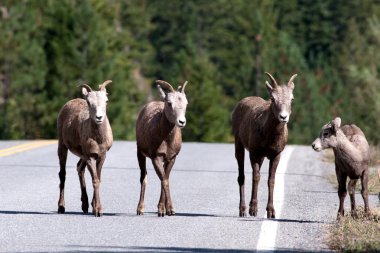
[137,204,145,215]
[93,211,103,217]
[249,208,257,217]
[336,212,344,221]
[239,205,246,217]
[267,211,275,219]
[58,206,65,214]
[365,211,371,220]
[166,209,176,216]
[239,211,246,217]
[351,210,358,219]
[92,208,103,217]
[158,212,165,217]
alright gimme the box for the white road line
[256,146,294,252]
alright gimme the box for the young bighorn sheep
[232,72,297,218]
[57,80,113,217]
[136,80,188,217]
[312,117,370,220]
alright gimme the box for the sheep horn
[265,72,278,87]
[287,74,297,87]
[99,80,112,91]
[178,81,188,93]
[156,80,175,92]
[78,84,93,92]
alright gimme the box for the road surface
[0,141,377,252]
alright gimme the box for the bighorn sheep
[136,80,188,217]
[232,72,297,218]
[57,80,113,217]
[312,117,370,220]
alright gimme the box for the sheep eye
[323,132,329,137]
[168,102,172,107]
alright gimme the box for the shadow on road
[241,217,328,224]
[0,210,52,215]
[50,245,333,253]
[0,210,121,216]
[0,210,225,218]
[139,212,218,217]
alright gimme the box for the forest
[1,0,380,144]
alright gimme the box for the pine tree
[0,0,47,138]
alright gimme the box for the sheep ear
[331,117,341,132]
[157,85,166,100]
[78,84,92,97]
[82,88,89,97]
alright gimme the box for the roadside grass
[322,146,380,252]
[327,207,380,252]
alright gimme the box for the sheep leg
[57,141,68,214]
[94,155,106,215]
[360,169,370,218]
[137,149,147,215]
[77,159,89,214]
[151,156,167,217]
[266,154,280,219]
[158,186,166,215]
[235,139,246,217]
[348,179,358,219]
[96,154,105,182]
[87,156,102,217]
[164,158,176,216]
[336,171,347,221]
[249,152,264,217]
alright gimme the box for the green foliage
[183,56,230,142]
[0,0,47,138]
[1,0,380,144]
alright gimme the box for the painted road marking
[0,140,57,157]
[256,146,294,251]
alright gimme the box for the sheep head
[312,117,342,151]
[79,80,111,125]
[265,72,297,123]
[156,80,188,128]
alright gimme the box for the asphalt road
[0,141,377,252]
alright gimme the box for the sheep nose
[96,115,103,120]
[312,143,315,148]
[179,119,186,126]
[280,113,287,120]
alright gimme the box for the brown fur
[136,80,187,217]
[312,118,370,220]
[57,84,113,217]
[232,73,296,218]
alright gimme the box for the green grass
[323,146,380,252]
